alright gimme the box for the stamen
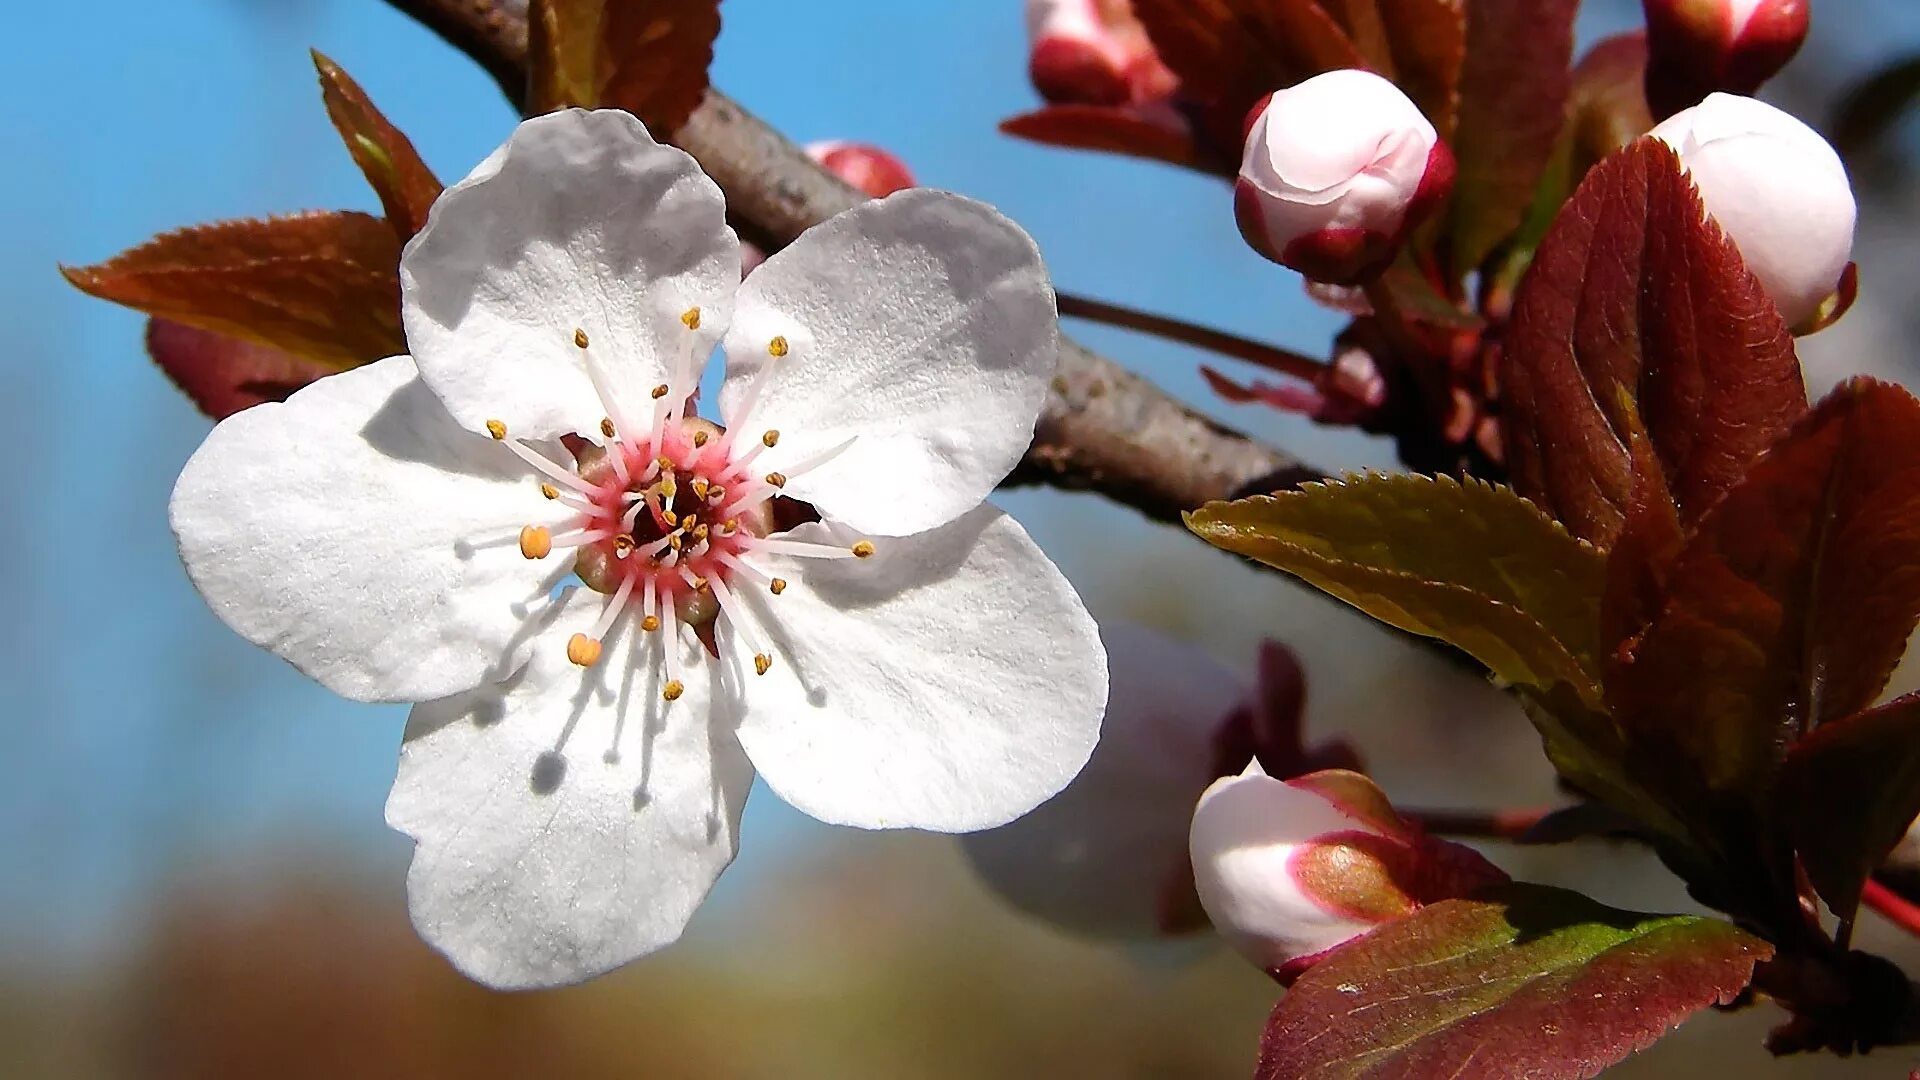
[768,336,789,357]
[777,436,859,483]
[765,472,787,488]
[762,430,780,447]
[540,483,559,500]
[692,430,710,448]
[852,540,876,559]
[612,534,635,559]
[660,602,683,701]
[664,680,686,701]
[641,576,659,632]
[574,328,590,349]
[501,438,595,494]
[574,327,637,451]
[721,335,790,432]
[518,525,553,559]
[486,419,507,441]
[651,384,671,400]
[590,574,636,640]
[567,633,603,667]
[708,576,773,677]
[681,307,702,330]
[600,418,616,439]
[771,578,788,594]
[748,537,864,560]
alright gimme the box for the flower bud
[805,140,916,200]
[1235,70,1454,285]
[1026,0,1176,107]
[1189,764,1505,982]
[1643,0,1809,118]
[1650,93,1856,329]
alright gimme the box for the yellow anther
[768,335,789,357]
[662,679,686,702]
[852,540,876,559]
[668,533,684,550]
[518,525,552,560]
[762,429,780,447]
[754,654,772,676]
[566,633,603,667]
[720,518,739,534]
[539,483,559,500]
[660,479,677,499]
[613,534,635,559]
[770,578,788,595]
[682,514,699,531]
[662,509,679,528]
[641,614,661,632]
[574,328,590,349]
[656,456,675,473]
[680,307,702,330]
[485,419,508,440]
[766,471,788,488]
[692,430,710,448]
[690,575,709,591]
[693,524,710,542]
[651,384,671,400]
[692,478,710,499]
[596,417,614,439]
[707,487,727,505]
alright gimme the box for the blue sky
[5,0,1917,962]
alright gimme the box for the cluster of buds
[1643,0,1809,118]
[1024,0,1176,107]
[1189,764,1509,983]
[1652,93,1856,329]
[1234,70,1455,286]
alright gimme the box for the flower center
[480,314,874,703]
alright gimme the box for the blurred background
[7,1,1920,1076]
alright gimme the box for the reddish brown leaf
[1447,0,1577,276]
[1612,381,1920,809]
[1319,0,1392,75]
[1374,0,1466,140]
[528,0,721,134]
[63,211,404,371]
[1131,0,1364,114]
[146,319,334,420]
[1501,138,1805,547]
[1781,693,1920,921]
[999,105,1206,171]
[1599,406,1685,663]
[1257,884,1768,1080]
[311,51,442,239]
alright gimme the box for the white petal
[387,589,753,989]
[169,357,571,703]
[731,505,1106,831]
[960,623,1247,937]
[403,109,739,441]
[719,190,1057,536]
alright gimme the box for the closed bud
[1643,0,1809,117]
[1651,93,1856,329]
[805,140,916,199]
[1025,0,1176,107]
[1234,70,1454,286]
[1189,764,1506,983]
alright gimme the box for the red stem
[1864,878,1920,939]
[1055,292,1328,383]
[1405,806,1551,842]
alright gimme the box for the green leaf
[1446,0,1577,276]
[62,211,404,372]
[1781,693,1920,923]
[1186,474,1606,699]
[1501,138,1806,546]
[528,0,721,133]
[1257,884,1770,1080]
[311,51,442,240]
[1613,380,1920,807]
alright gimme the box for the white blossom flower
[169,108,1108,988]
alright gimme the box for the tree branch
[378,0,1319,525]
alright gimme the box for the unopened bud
[1651,93,1855,329]
[1234,70,1454,286]
[805,141,917,199]
[1025,0,1176,107]
[1643,0,1809,118]
[1189,764,1505,983]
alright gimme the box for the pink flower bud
[1025,0,1176,107]
[1650,93,1856,329]
[1643,0,1809,117]
[804,141,917,200]
[1189,764,1506,982]
[1234,70,1454,286]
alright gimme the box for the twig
[376,0,1319,525]
[1865,879,1920,940]
[1056,292,1329,383]
[1407,806,1552,842]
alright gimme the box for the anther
[662,679,686,702]
[668,533,684,551]
[518,525,552,560]
[683,514,699,531]
[680,307,702,330]
[641,615,661,632]
[651,384,671,400]
[485,419,507,440]
[566,633,603,667]
[768,335,789,357]
[600,417,616,438]
[754,654,772,676]
[690,575,709,591]
[762,430,780,447]
[656,455,675,472]
[574,328,590,349]
[540,483,559,500]
[852,540,876,559]
[707,487,727,505]
[613,535,635,559]
[692,478,710,499]
[693,524,710,542]
[692,430,710,448]
[766,471,788,488]
[770,578,788,595]
[662,509,679,528]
